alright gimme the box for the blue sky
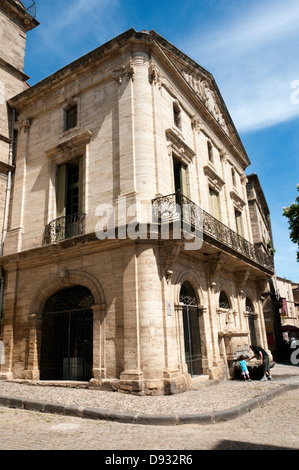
[24,0,299,281]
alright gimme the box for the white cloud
[182,0,299,132]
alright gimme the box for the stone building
[0,5,275,394]
[276,277,299,336]
[0,0,38,246]
[0,0,38,367]
[246,173,282,356]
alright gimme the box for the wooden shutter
[56,163,67,218]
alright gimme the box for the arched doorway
[246,297,257,346]
[180,282,203,376]
[40,285,94,381]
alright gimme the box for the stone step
[190,374,210,389]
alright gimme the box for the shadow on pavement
[213,440,298,450]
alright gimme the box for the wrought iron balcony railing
[44,213,85,245]
[152,191,274,272]
[20,0,36,18]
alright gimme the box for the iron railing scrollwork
[44,213,85,244]
[152,191,274,272]
[20,0,36,18]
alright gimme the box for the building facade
[277,277,299,335]
[246,173,281,355]
[0,10,274,394]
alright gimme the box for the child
[239,355,251,381]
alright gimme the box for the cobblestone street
[0,380,298,451]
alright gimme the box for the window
[173,100,182,129]
[207,141,213,163]
[56,157,83,240]
[235,210,243,236]
[64,104,77,131]
[180,282,202,376]
[219,291,230,309]
[246,298,257,345]
[173,157,187,195]
[57,158,82,218]
[209,187,220,219]
[231,168,236,187]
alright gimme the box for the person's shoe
[260,376,267,381]
[267,375,273,380]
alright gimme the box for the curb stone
[0,383,299,426]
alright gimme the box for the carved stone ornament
[162,241,183,278]
[181,70,229,134]
[59,269,70,285]
[15,117,31,134]
[148,62,164,88]
[191,115,204,134]
[113,61,135,84]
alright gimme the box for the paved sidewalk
[0,363,299,425]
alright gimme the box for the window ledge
[45,130,92,159]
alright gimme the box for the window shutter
[56,164,67,218]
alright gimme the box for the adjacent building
[0,3,275,394]
[277,277,299,335]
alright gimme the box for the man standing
[249,345,273,381]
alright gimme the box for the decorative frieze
[181,69,229,134]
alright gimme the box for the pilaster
[24,313,42,380]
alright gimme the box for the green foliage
[283,184,299,261]
[267,240,276,255]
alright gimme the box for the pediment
[167,54,231,135]
[154,37,250,165]
[180,67,230,135]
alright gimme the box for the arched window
[219,291,230,309]
[246,298,253,313]
[180,282,198,306]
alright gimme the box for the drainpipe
[0,107,16,324]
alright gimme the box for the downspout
[0,107,16,324]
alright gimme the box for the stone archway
[180,282,203,376]
[25,270,106,381]
[40,285,94,381]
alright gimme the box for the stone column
[91,304,107,381]
[3,120,30,255]
[119,245,144,394]
[24,313,42,380]
[114,59,137,208]
[0,323,13,380]
[174,302,188,375]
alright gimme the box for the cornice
[0,57,29,81]
[1,0,39,31]
[165,128,196,164]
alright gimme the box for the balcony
[44,213,85,245]
[152,191,274,273]
[20,1,36,18]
